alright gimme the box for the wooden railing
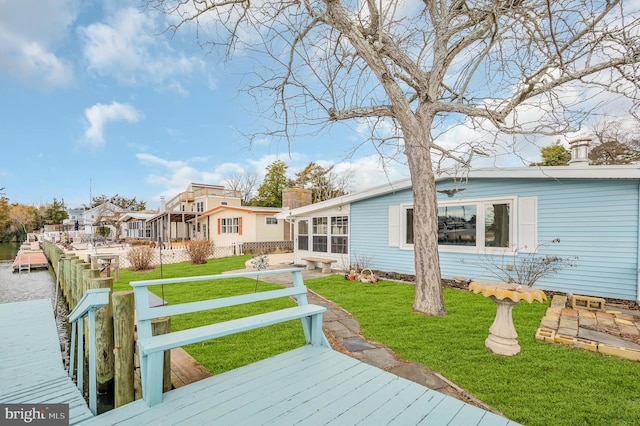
[68,288,110,415]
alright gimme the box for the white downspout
[637,182,640,303]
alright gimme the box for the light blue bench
[131,268,327,406]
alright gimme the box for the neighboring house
[147,183,242,245]
[194,205,285,245]
[83,202,126,239]
[278,150,640,302]
[63,208,86,232]
[119,211,158,239]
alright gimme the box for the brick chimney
[282,187,312,209]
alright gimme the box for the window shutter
[388,205,399,247]
[518,197,537,253]
[239,217,243,236]
[217,218,221,235]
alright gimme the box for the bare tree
[225,172,259,205]
[587,117,640,164]
[147,0,640,315]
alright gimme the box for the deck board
[0,299,94,425]
[1,300,519,425]
[79,345,518,425]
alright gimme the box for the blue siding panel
[351,178,639,301]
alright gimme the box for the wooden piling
[152,317,172,393]
[87,276,115,388]
[112,291,135,407]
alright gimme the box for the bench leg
[141,351,165,406]
[301,313,327,347]
[305,260,316,271]
[321,263,332,273]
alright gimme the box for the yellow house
[195,205,286,245]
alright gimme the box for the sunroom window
[312,217,328,252]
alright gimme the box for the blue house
[278,152,640,302]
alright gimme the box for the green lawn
[305,276,640,426]
[115,259,640,426]
[115,256,306,373]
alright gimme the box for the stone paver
[537,294,640,362]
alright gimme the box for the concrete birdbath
[469,281,547,356]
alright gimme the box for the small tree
[185,240,214,264]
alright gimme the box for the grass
[305,276,640,426]
[114,259,640,425]
[114,256,306,373]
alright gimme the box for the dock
[12,246,49,272]
[1,293,519,425]
[0,299,93,424]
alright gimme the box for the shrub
[127,245,154,271]
[463,238,578,287]
[185,240,214,264]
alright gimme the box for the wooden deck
[0,298,520,425]
[78,345,517,425]
[12,250,49,271]
[0,299,94,424]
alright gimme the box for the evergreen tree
[253,160,291,207]
[530,141,571,166]
[45,198,68,225]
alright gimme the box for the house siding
[352,178,639,301]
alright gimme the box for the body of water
[0,241,21,260]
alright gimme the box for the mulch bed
[373,271,640,311]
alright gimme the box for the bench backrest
[131,268,311,343]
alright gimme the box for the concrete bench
[132,268,328,406]
[301,257,337,273]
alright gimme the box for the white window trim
[265,216,278,225]
[399,203,413,250]
[396,197,519,253]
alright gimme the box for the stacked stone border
[536,295,640,362]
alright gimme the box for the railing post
[68,288,110,416]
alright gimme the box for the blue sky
[0,0,413,209]
[1,1,634,210]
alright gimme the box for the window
[266,217,278,225]
[196,202,204,212]
[405,208,414,245]
[331,216,348,254]
[396,198,515,251]
[298,220,309,251]
[312,217,328,252]
[220,217,239,234]
[438,204,477,246]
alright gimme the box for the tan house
[147,183,242,246]
[195,205,285,245]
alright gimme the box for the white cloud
[0,0,76,88]
[83,102,141,147]
[80,7,204,87]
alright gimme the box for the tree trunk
[405,124,447,316]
